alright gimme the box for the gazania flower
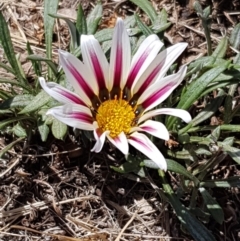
[39,18,191,171]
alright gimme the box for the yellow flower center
[96,99,135,138]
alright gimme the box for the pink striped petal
[128,132,167,171]
[109,18,131,90]
[126,35,163,91]
[107,132,129,155]
[39,77,85,106]
[81,35,109,91]
[138,66,187,112]
[59,50,95,106]
[139,108,192,124]
[133,43,188,96]
[154,43,188,83]
[91,129,109,153]
[47,104,94,130]
[130,120,169,141]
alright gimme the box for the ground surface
[0,0,240,240]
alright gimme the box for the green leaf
[0,61,15,74]
[179,61,229,110]
[27,55,58,77]
[94,28,113,43]
[222,137,234,146]
[229,23,240,50]
[86,2,102,34]
[203,6,211,19]
[223,145,240,164]
[199,187,224,224]
[212,37,228,59]
[129,0,157,23]
[179,95,225,134]
[168,61,230,129]
[208,126,221,141]
[0,12,26,85]
[152,9,171,34]
[38,121,50,142]
[167,159,199,186]
[223,95,233,124]
[76,4,87,35]
[26,42,41,76]
[135,14,153,36]
[19,90,52,114]
[200,176,240,188]
[0,94,34,109]
[0,137,24,158]
[0,89,12,100]
[12,123,27,137]
[158,170,216,241]
[44,0,59,78]
[0,116,32,130]
[0,78,32,92]
[50,13,79,51]
[144,159,199,185]
[51,118,67,140]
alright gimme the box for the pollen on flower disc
[96,99,135,138]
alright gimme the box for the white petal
[130,120,169,141]
[109,18,131,90]
[107,132,129,155]
[81,35,109,90]
[139,108,192,124]
[154,43,188,82]
[91,129,109,153]
[59,50,95,106]
[126,35,163,91]
[128,132,167,171]
[47,104,94,130]
[138,66,187,112]
[132,42,187,95]
[39,77,85,106]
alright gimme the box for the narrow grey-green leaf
[167,159,199,185]
[181,95,225,133]
[27,55,58,77]
[208,126,221,141]
[76,4,87,35]
[212,36,228,59]
[0,137,24,158]
[12,123,27,137]
[0,94,34,109]
[0,116,31,130]
[129,0,157,23]
[94,28,113,43]
[199,187,224,224]
[44,0,59,78]
[0,12,26,84]
[158,170,216,241]
[51,118,67,140]
[38,122,50,142]
[229,23,240,50]
[86,2,102,34]
[223,95,233,124]
[0,78,31,92]
[26,42,41,76]
[178,61,229,110]
[135,14,153,36]
[200,176,240,188]
[50,13,78,51]
[19,90,52,114]
[223,145,240,164]
[168,61,230,129]
[0,61,15,74]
